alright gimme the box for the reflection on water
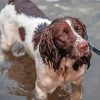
[0,0,100,100]
[0,50,71,100]
[0,51,36,100]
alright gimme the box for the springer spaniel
[0,0,92,100]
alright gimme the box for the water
[0,0,100,100]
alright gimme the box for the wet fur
[0,0,92,100]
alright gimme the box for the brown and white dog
[0,0,92,100]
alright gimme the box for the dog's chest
[58,65,86,85]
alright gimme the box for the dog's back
[0,0,50,57]
[8,0,47,18]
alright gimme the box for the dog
[0,0,92,99]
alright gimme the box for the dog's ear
[72,51,92,71]
[39,28,61,70]
[83,51,92,69]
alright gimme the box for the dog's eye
[74,27,78,30]
[63,29,68,33]
[75,26,83,31]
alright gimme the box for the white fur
[66,19,83,40]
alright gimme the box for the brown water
[0,0,100,100]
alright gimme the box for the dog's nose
[77,40,88,52]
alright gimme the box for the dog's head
[39,17,91,70]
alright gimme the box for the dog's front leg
[35,80,48,100]
[34,65,58,100]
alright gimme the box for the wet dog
[0,0,92,99]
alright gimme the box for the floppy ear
[39,28,61,70]
[72,51,92,71]
[83,51,92,69]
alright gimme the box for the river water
[0,0,100,100]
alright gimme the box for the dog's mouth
[60,41,90,60]
[65,46,89,60]
[68,42,89,59]
[65,52,91,71]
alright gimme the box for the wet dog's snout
[77,40,88,52]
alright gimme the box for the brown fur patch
[8,0,47,18]
[18,27,25,41]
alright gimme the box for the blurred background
[0,0,100,100]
